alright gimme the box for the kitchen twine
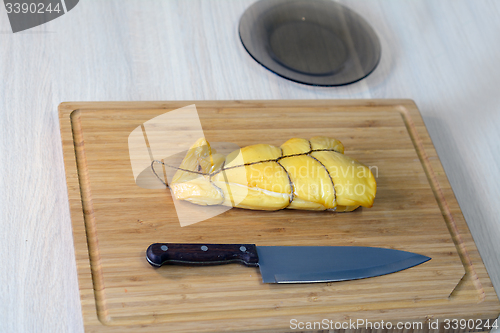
[150,140,344,207]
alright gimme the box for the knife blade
[146,243,430,283]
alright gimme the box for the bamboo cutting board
[59,100,500,332]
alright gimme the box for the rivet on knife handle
[146,243,259,267]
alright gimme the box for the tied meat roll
[167,137,376,212]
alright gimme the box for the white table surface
[1,0,499,332]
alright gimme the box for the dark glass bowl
[239,0,381,86]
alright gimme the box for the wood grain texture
[2,1,500,333]
[59,99,499,332]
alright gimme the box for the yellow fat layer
[171,138,213,185]
[279,155,336,209]
[170,176,223,206]
[212,181,291,210]
[169,138,225,205]
[281,138,311,156]
[212,162,292,210]
[213,162,291,194]
[310,136,344,153]
[225,144,282,167]
[311,151,376,208]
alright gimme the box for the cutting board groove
[398,106,484,299]
[59,100,500,332]
[71,110,111,323]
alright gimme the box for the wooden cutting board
[59,100,500,332]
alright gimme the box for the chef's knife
[146,243,430,283]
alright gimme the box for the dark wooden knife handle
[146,243,259,267]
